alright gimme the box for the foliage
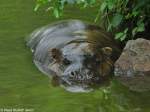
[99,0,150,41]
[34,0,97,18]
[35,0,150,42]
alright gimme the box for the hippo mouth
[59,68,99,92]
[61,68,97,85]
[49,61,99,85]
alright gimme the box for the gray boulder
[114,38,150,92]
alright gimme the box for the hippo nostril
[71,72,75,76]
[68,70,80,78]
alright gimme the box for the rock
[114,38,150,92]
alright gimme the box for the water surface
[0,0,150,112]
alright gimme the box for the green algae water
[0,0,150,112]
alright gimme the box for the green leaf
[132,27,138,37]
[34,4,40,12]
[132,11,139,17]
[37,0,49,4]
[137,22,145,32]
[132,22,145,37]
[87,0,96,5]
[111,14,123,27]
[66,0,76,4]
[53,8,60,18]
[115,28,128,41]
[125,13,132,19]
[107,0,114,10]
[115,32,124,39]
[124,28,128,33]
[100,2,107,12]
[94,7,101,22]
[120,34,127,41]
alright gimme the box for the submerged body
[27,20,120,92]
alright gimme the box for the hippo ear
[101,47,112,56]
[49,48,62,62]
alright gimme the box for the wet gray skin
[27,20,120,92]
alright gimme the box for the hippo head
[27,20,118,92]
[49,42,113,91]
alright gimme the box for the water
[0,0,150,112]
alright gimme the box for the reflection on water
[95,80,150,112]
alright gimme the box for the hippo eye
[71,72,75,76]
[62,58,71,65]
[83,54,93,59]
